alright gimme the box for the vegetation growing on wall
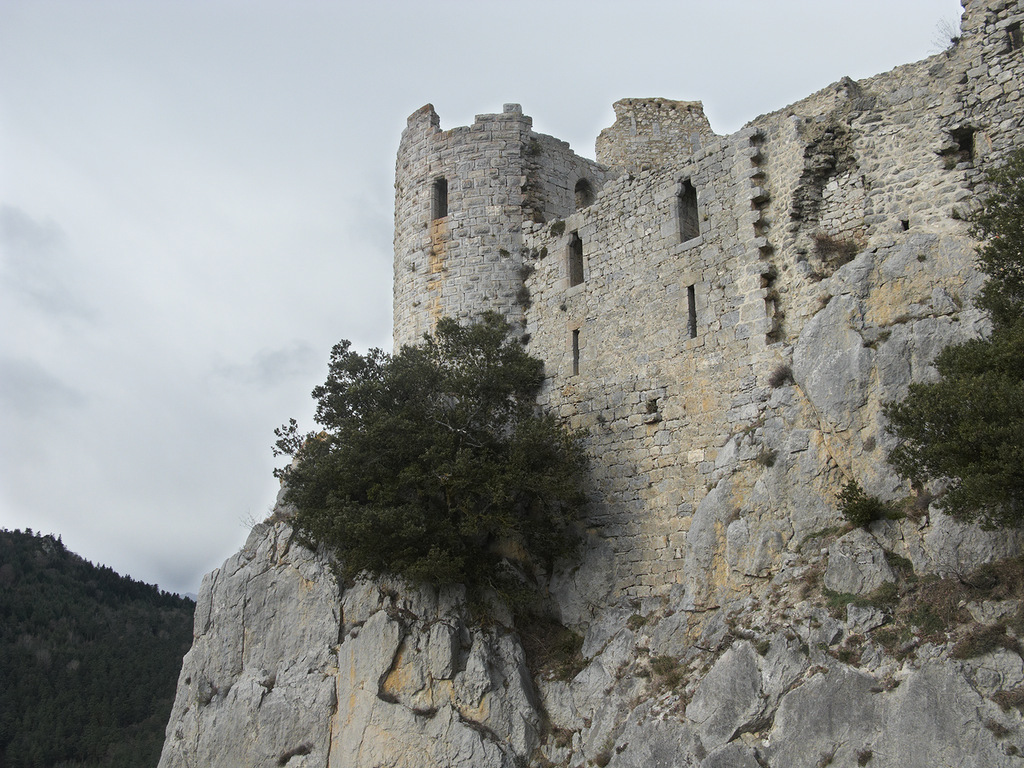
[885,148,1024,528]
[274,313,587,593]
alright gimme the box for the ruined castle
[159,3,1024,766]
[390,0,1024,602]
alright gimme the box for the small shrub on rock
[992,688,1024,712]
[812,232,859,266]
[768,364,794,388]
[518,614,585,682]
[838,481,891,528]
[649,655,684,688]
[277,743,312,766]
[951,622,1018,659]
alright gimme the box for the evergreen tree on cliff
[886,148,1024,527]
[274,312,587,591]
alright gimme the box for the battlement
[393,0,1024,599]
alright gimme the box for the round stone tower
[392,103,534,348]
[392,103,614,349]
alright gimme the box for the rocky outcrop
[158,523,541,768]
[161,514,1024,768]
[159,523,338,767]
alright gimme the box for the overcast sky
[0,0,964,596]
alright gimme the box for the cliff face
[158,522,544,768]
[161,1,1024,764]
[160,514,1024,768]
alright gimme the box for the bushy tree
[885,148,1024,527]
[274,313,587,591]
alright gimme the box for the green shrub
[626,613,647,631]
[649,655,684,687]
[274,313,587,594]
[885,148,1024,528]
[518,614,585,681]
[908,602,947,637]
[837,480,891,528]
[950,623,1017,659]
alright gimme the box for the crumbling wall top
[596,97,716,172]
[405,103,440,132]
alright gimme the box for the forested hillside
[0,528,194,768]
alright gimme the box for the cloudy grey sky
[0,0,963,595]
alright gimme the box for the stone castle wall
[157,6,1024,764]
[393,0,1024,599]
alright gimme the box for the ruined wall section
[522,128,774,597]
[515,0,1023,599]
[596,98,716,173]
[750,0,1022,346]
[521,133,616,225]
[958,0,1024,164]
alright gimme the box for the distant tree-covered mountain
[0,528,194,768]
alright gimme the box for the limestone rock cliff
[160,511,1024,767]
[159,522,543,768]
[160,225,1024,765]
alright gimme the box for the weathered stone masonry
[393,103,613,346]
[394,0,1024,599]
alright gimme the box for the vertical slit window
[572,329,580,375]
[568,232,584,287]
[432,178,448,220]
[678,179,700,242]
[687,285,697,339]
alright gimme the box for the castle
[392,0,1024,601]
[158,3,1024,766]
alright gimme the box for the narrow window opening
[686,285,697,339]
[901,218,910,231]
[568,232,584,287]
[574,179,595,209]
[431,178,448,220]
[1008,22,1022,51]
[571,329,580,376]
[678,180,700,242]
